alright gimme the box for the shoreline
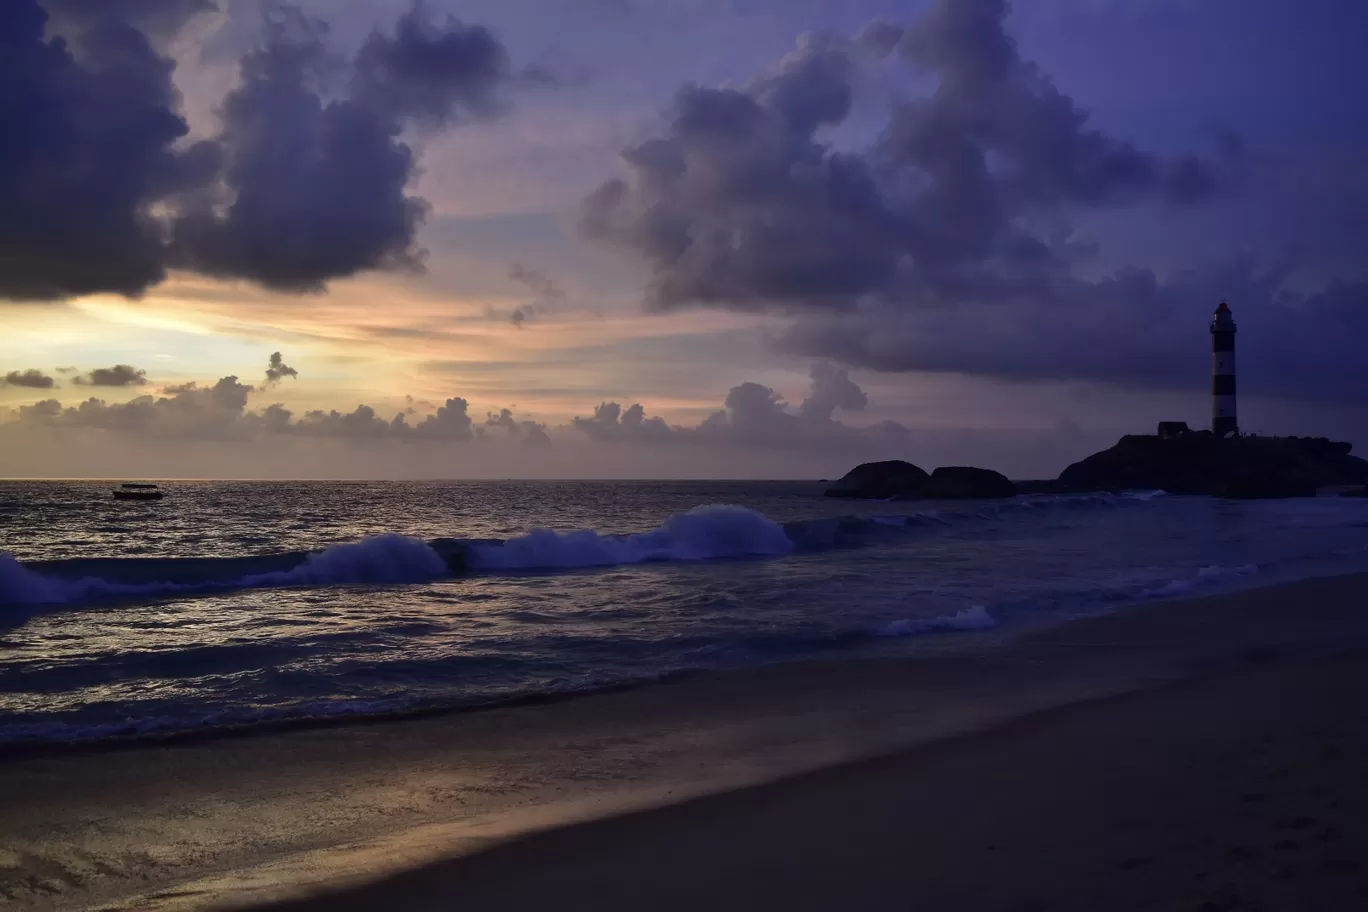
[1,554,1349,760]
[2,572,1368,909]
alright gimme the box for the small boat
[113,483,164,501]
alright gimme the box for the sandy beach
[264,642,1368,912]
[4,572,1368,911]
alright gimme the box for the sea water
[2,480,1366,745]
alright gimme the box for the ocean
[2,480,1367,748]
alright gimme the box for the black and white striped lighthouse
[1211,300,1238,437]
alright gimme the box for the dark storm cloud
[2,1,522,302]
[574,1,1368,400]
[75,365,149,387]
[170,4,515,291]
[264,351,299,385]
[0,0,219,300]
[2,370,57,389]
[352,6,511,127]
[581,0,1220,316]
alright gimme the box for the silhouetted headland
[827,429,1368,500]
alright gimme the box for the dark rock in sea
[923,466,1016,499]
[1342,486,1368,498]
[1059,433,1368,499]
[824,460,930,500]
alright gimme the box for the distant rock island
[825,461,1015,500]
[1058,430,1368,498]
[826,429,1368,501]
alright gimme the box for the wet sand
[262,644,1368,912]
[3,573,1368,910]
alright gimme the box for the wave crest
[1,534,447,607]
[469,505,794,570]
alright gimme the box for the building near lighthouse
[1211,300,1238,437]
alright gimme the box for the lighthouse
[1211,300,1238,437]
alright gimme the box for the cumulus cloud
[572,401,675,442]
[4,354,908,464]
[0,0,220,300]
[572,363,907,451]
[799,362,867,422]
[485,408,552,445]
[264,351,299,385]
[2,369,57,389]
[18,376,253,439]
[1,1,524,301]
[578,0,1368,402]
[74,365,148,387]
[4,374,542,444]
[352,6,511,127]
[170,6,522,292]
[582,1,1219,315]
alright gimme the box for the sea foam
[878,605,996,637]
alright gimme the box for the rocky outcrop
[824,461,1016,499]
[824,460,930,500]
[923,466,1016,499]
[1058,433,1368,498]
[1343,486,1368,498]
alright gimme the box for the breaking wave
[1,493,1161,609]
[467,504,794,569]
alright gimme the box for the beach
[3,571,1368,911]
[264,639,1368,912]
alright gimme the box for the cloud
[74,364,149,387]
[779,263,1368,403]
[506,263,569,328]
[17,375,253,438]
[351,6,511,127]
[2,369,57,389]
[264,351,298,385]
[0,0,220,300]
[9,357,899,453]
[485,408,552,445]
[572,363,907,451]
[581,2,1220,315]
[6,372,543,444]
[572,2,1368,401]
[1,1,525,302]
[799,362,867,422]
[170,5,522,292]
[572,401,676,442]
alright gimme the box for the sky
[1,0,1365,479]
